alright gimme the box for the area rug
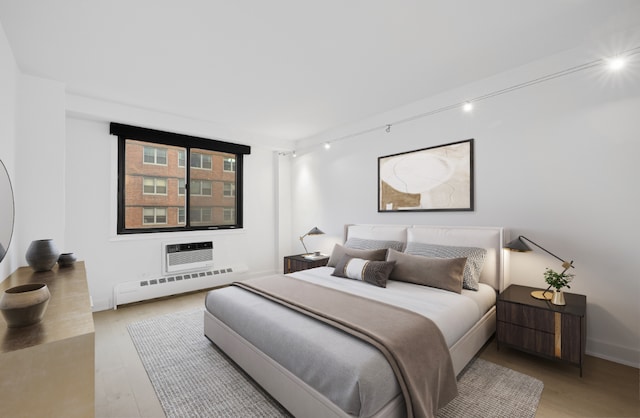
[128,309,543,418]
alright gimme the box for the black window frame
[112,123,250,234]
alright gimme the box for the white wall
[15,74,66,254]
[65,114,281,310]
[290,46,640,367]
[0,24,66,279]
[0,21,17,279]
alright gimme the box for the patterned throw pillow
[404,242,487,291]
[332,256,396,288]
[344,238,405,252]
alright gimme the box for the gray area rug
[128,309,543,418]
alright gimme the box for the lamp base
[530,290,553,300]
[303,253,327,260]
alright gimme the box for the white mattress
[289,266,496,347]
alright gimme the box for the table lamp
[299,227,325,254]
[504,235,575,301]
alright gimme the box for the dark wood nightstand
[497,284,587,376]
[284,254,329,274]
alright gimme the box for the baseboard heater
[112,240,248,309]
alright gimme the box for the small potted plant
[543,268,574,305]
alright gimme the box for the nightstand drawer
[497,321,555,357]
[497,302,555,333]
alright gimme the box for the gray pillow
[404,242,487,291]
[332,256,395,288]
[344,237,405,252]
[327,244,388,267]
[386,249,465,293]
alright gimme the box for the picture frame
[378,139,474,212]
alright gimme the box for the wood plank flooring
[94,290,640,418]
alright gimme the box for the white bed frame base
[204,224,508,418]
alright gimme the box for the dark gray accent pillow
[327,244,388,267]
[332,256,396,288]
[404,242,487,291]
[344,237,405,252]
[386,249,465,293]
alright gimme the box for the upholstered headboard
[345,224,508,292]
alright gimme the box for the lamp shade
[504,237,532,252]
[305,227,324,236]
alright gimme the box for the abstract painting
[378,139,474,212]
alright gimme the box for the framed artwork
[378,139,474,212]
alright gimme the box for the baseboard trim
[587,338,639,369]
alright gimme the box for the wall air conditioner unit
[163,241,214,274]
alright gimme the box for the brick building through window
[124,140,237,229]
[112,123,250,234]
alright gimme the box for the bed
[204,224,508,418]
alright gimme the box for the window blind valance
[110,123,251,155]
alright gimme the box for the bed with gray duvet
[204,224,507,418]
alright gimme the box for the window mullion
[185,147,191,228]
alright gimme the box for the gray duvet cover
[205,286,400,417]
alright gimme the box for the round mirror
[0,159,15,262]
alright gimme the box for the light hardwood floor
[94,290,640,418]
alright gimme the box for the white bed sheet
[289,266,496,347]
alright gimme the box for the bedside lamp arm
[517,236,575,273]
[299,234,310,254]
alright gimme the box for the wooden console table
[0,261,94,418]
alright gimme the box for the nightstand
[497,284,586,376]
[284,254,329,274]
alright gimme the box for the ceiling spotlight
[607,56,626,71]
[292,150,297,158]
[324,142,331,150]
[463,102,473,112]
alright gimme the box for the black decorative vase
[25,239,60,272]
[58,252,77,267]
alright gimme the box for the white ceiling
[1,1,639,142]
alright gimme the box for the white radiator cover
[113,263,248,309]
[113,240,247,309]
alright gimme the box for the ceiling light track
[281,46,639,157]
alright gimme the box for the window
[223,182,235,197]
[113,123,250,234]
[143,207,167,225]
[191,179,212,196]
[191,207,212,224]
[143,177,167,195]
[191,152,212,169]
[223,157,236,172]
[143,146,167,165]
[178,207,185,224]
[223,208,235,223]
